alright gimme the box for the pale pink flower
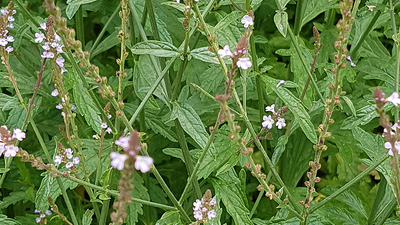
[110,152,128,170]
[135,156,153,173]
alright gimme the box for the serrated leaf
[131,40,179,57]
[155,211,183,225]
[272,135,288,165]
[172,102,215,152]
[341,96,356,116]
[0,93,18,110]
[35,173,61,212]
[263,76,318,144]
[274,11,288,37]
[213,170,252,225]
[66,4,80,19]
[190,47,220,64]
[0,215,21,225]
[214,11,243,30]
[73,77,102,134]
[301,0,338,27]
[145,113,177,142]
[6,106,25,130]
[82,209,94,225]
[0,192,25,209]
[126,172,149,225]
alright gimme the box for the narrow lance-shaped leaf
[274,11,288,37]
[131,40,180,58]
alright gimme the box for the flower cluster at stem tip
[34,209,52,224]
[262,104,287,129]
[0,125,25,158]
[53,147,80,171]
[0,3,16,56]
[192,189,217,224]
[34,22,67,74]
[111,133,153,173]
[217,14,254,70]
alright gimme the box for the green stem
[293,0,308,35]
[390,0,399,121]
[90,5,120,55]
[75,5,85,49]
[308,155,389,214]
[14,0,39,27]
[249,189,264,218]
[145,0,160,41]
[287,27,324,102]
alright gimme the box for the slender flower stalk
[301,0,354,223]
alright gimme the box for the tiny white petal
[135,156,153,173]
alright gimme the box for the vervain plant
[0,0,400,224]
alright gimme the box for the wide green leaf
[274,11,288,37]
[131,40,180,57]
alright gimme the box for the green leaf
[0,215,21,225]
[274,11,288,37]
[213,170,252,225]
[272,135,288,165]
[82,209,94,225]
[277,0,290,9]
[0,168,10,173]
[190,47,220,64]
[0,93,18,110]
[91,30,120,59]
[262,76,318,144]
[214,11,243,30]
[66,4,80,20]
[73,76,102,134]
[155,211,183,225]
[301,0,338,27]
[341,96,356,117]
[0,192,26,209]
[6,106,25,130]
[131,40,179,57]
[35,173,61,212]
[171,102,215,152]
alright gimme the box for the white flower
[0,38,7,46]
[7,16,14,22]
[135,156,153,173]
[73,157,80,165]
[276,80,285,88]
[265,104,275,113]
[175,0,180,3]
[5,46,13,53]
[54,155,62,165]
[105,127,112,134]
[193,210,203,221]
[384,141,400,156]
[0,143,6,157]
[61,112,65,117]
[56,45,64,54]
[71,105,76,110]
[65,148,73,159]
[4,145,18,157]
[262,115,274,129]
[241,15,254,28]
[107,114,112,119]
[209,197,216,206]
[56,57,64,68]
[56,103,63,110]
[110,152,128,171]
[39,23,46,30]
[0,9,7,16]
[45,210,52,216]
[65,162,73,169]
[92,134,99,139]
[101,122,107,129]
[12,128,25,141]
[54,34,61,42]
[217,45,232,58]
[193,199,202,211]
[237,57,252,70]
[35,217,41,223]
[34,33,45,43]
[276,117,286,129]
[115,136,131,150]
[6,36,14,42]
[386,92,400,107]
[207,210,217,220]
[51,89,59,97]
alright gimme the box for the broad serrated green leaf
[341,96,356,116]
[213,170,252,225]
[0,215,21,225]
[73,77,102,134]
[197,125,236,179]
[301,0,338,27]
[6,106,25,130]
[171,102,215,153]
[262,76,317,144]
[0,93,18,110]
[0,192,25,209]
[82,209,94,225]
[35,173,62,212]
[131,40,179,57]
[274,11,288,37]
[190,47,220,64]
[155,211,183,225]
[214,11,243,30]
